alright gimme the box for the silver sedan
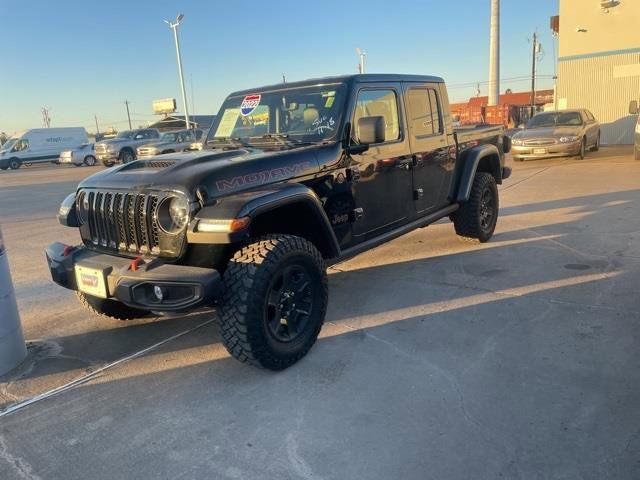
[58,143,97,166]
[511,109,600,161]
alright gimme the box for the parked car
[511,109,600,161]
[629,100,640,160]
[48,73,511,370]
[58,143,96,167]
[0,127,89,170]
[94,128,160,166]
[136,129,197,158]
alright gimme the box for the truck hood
[77,146,322,201]
[514,126,581,139]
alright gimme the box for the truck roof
[228,74,445,97]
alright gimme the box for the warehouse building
[555,0,640,144]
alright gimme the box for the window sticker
[215,108,241,137]
[240,94,262,116]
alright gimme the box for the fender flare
[188,183,341,257]
[453,144,502,203]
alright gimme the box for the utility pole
[356,48,366,74]
[94,114,100,135]
[41,107,51,128]
[530,31,538,118]
[488,0,500,106]
[165,14,190,129]
[125,100,132,130]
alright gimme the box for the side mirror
[357,116,386,145]
[629,100,638,115]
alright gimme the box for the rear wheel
[452,172,499,243]
[592,132,600,151]
[76,291,150,320]
[8,158,21,170]
[218,235,328,370]
[83,155,96,167]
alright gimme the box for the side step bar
[331,203,459,265]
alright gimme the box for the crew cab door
[349,84,414,238]
[403,83,453,213]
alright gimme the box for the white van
[0,127,89,170]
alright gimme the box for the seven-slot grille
[77,190,161,255]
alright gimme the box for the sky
[0,0,559,135]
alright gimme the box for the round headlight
[76,191,90,223]
[157,196,190,234]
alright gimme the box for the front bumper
[96,152,118,162]
[511,141,581,159]
[45,242,222,311]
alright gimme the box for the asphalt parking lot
[1,148,639,479]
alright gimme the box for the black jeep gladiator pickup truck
[47,74,511,370]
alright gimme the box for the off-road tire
[452,172,498,243]
[8,157,21,170]
[76,291,150,320]
[218,235,328,370]
[84,155,96,167]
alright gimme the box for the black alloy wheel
[265,265,314,343]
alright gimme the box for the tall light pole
[356,48,367,74]
[165,14,190,129]
[487,0,500,106]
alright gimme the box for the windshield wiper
[248,134,317,147]
[205,137,251,149]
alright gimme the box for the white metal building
[556,0,640,144]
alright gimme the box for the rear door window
[406,87,443,137]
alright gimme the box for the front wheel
[218,235,328,370]
[119,150,134,164]
[8,158,21,170]
[579,137,586,159]
[76,291,150,320]
[452,172,499,243]
[84,155,96,167]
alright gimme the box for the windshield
[207,83,347,146]
[527,112,583,128]
[1,138,17,151]
[161,132,178,142]
[116,130,134,139]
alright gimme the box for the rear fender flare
[453,144,502,203]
